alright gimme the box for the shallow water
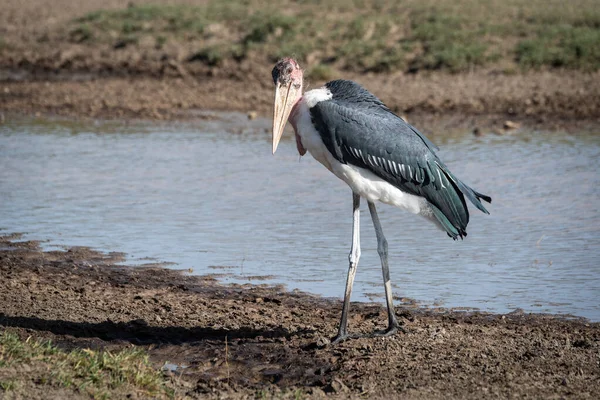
[1,115,599,320]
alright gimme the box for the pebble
[503,120,520,130]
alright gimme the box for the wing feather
[310,88,490,239]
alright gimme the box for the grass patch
[243,13,296,46]
[0,379,19,392]
[66,0,600,72]
[69,24,94,43]
[516,25,600,70]
[75,4,209,35]
[409,13,490,71]
[0,331,172,398]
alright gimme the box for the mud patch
[1,234,599,398]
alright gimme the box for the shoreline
[1,234,599,398]
[2,70,600,135]
[3,231,594,323]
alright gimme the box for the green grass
[516,25,600,70]
[0,379,19,391]
[0,331,172,398]
[69,24,94,43]
[408,13,490,71]
[67,0,600,72]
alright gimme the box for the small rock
[247,111,258,120]
[324,378,349,394]
[473,127,483,137]
[503,120,520,130]
[308,387,326,397]
[315,335,330,347]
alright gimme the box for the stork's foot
[330,334,347,345]
[330,320,406,344]
[372,321,406,338]
[330,331,360,345]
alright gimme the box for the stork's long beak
[272,81,300,154]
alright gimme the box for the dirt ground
[1,235,599,399]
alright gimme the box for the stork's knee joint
[348,249,361,266]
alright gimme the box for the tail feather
[430,161,492,240]
[474,190,492,204]
[437,162,492,215]
[455,180,491,215]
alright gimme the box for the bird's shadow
[0,313,302,346]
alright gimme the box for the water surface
[1,115,599,320]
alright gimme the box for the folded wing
[310,82,491,239]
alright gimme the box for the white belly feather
[292,95,434,221]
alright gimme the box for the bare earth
[3,71,599,132]
[1,236,599,399]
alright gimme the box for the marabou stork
[271,58,491,343]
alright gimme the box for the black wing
[310,80,491,239]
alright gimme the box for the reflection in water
[1,116,599,320]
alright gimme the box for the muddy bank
[1,235,599,399]
[1,71,599,134]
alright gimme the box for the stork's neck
[288,96,307,156]
[288,97,303,131]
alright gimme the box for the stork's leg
[367,201,403,336]
[331,193,361,344]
